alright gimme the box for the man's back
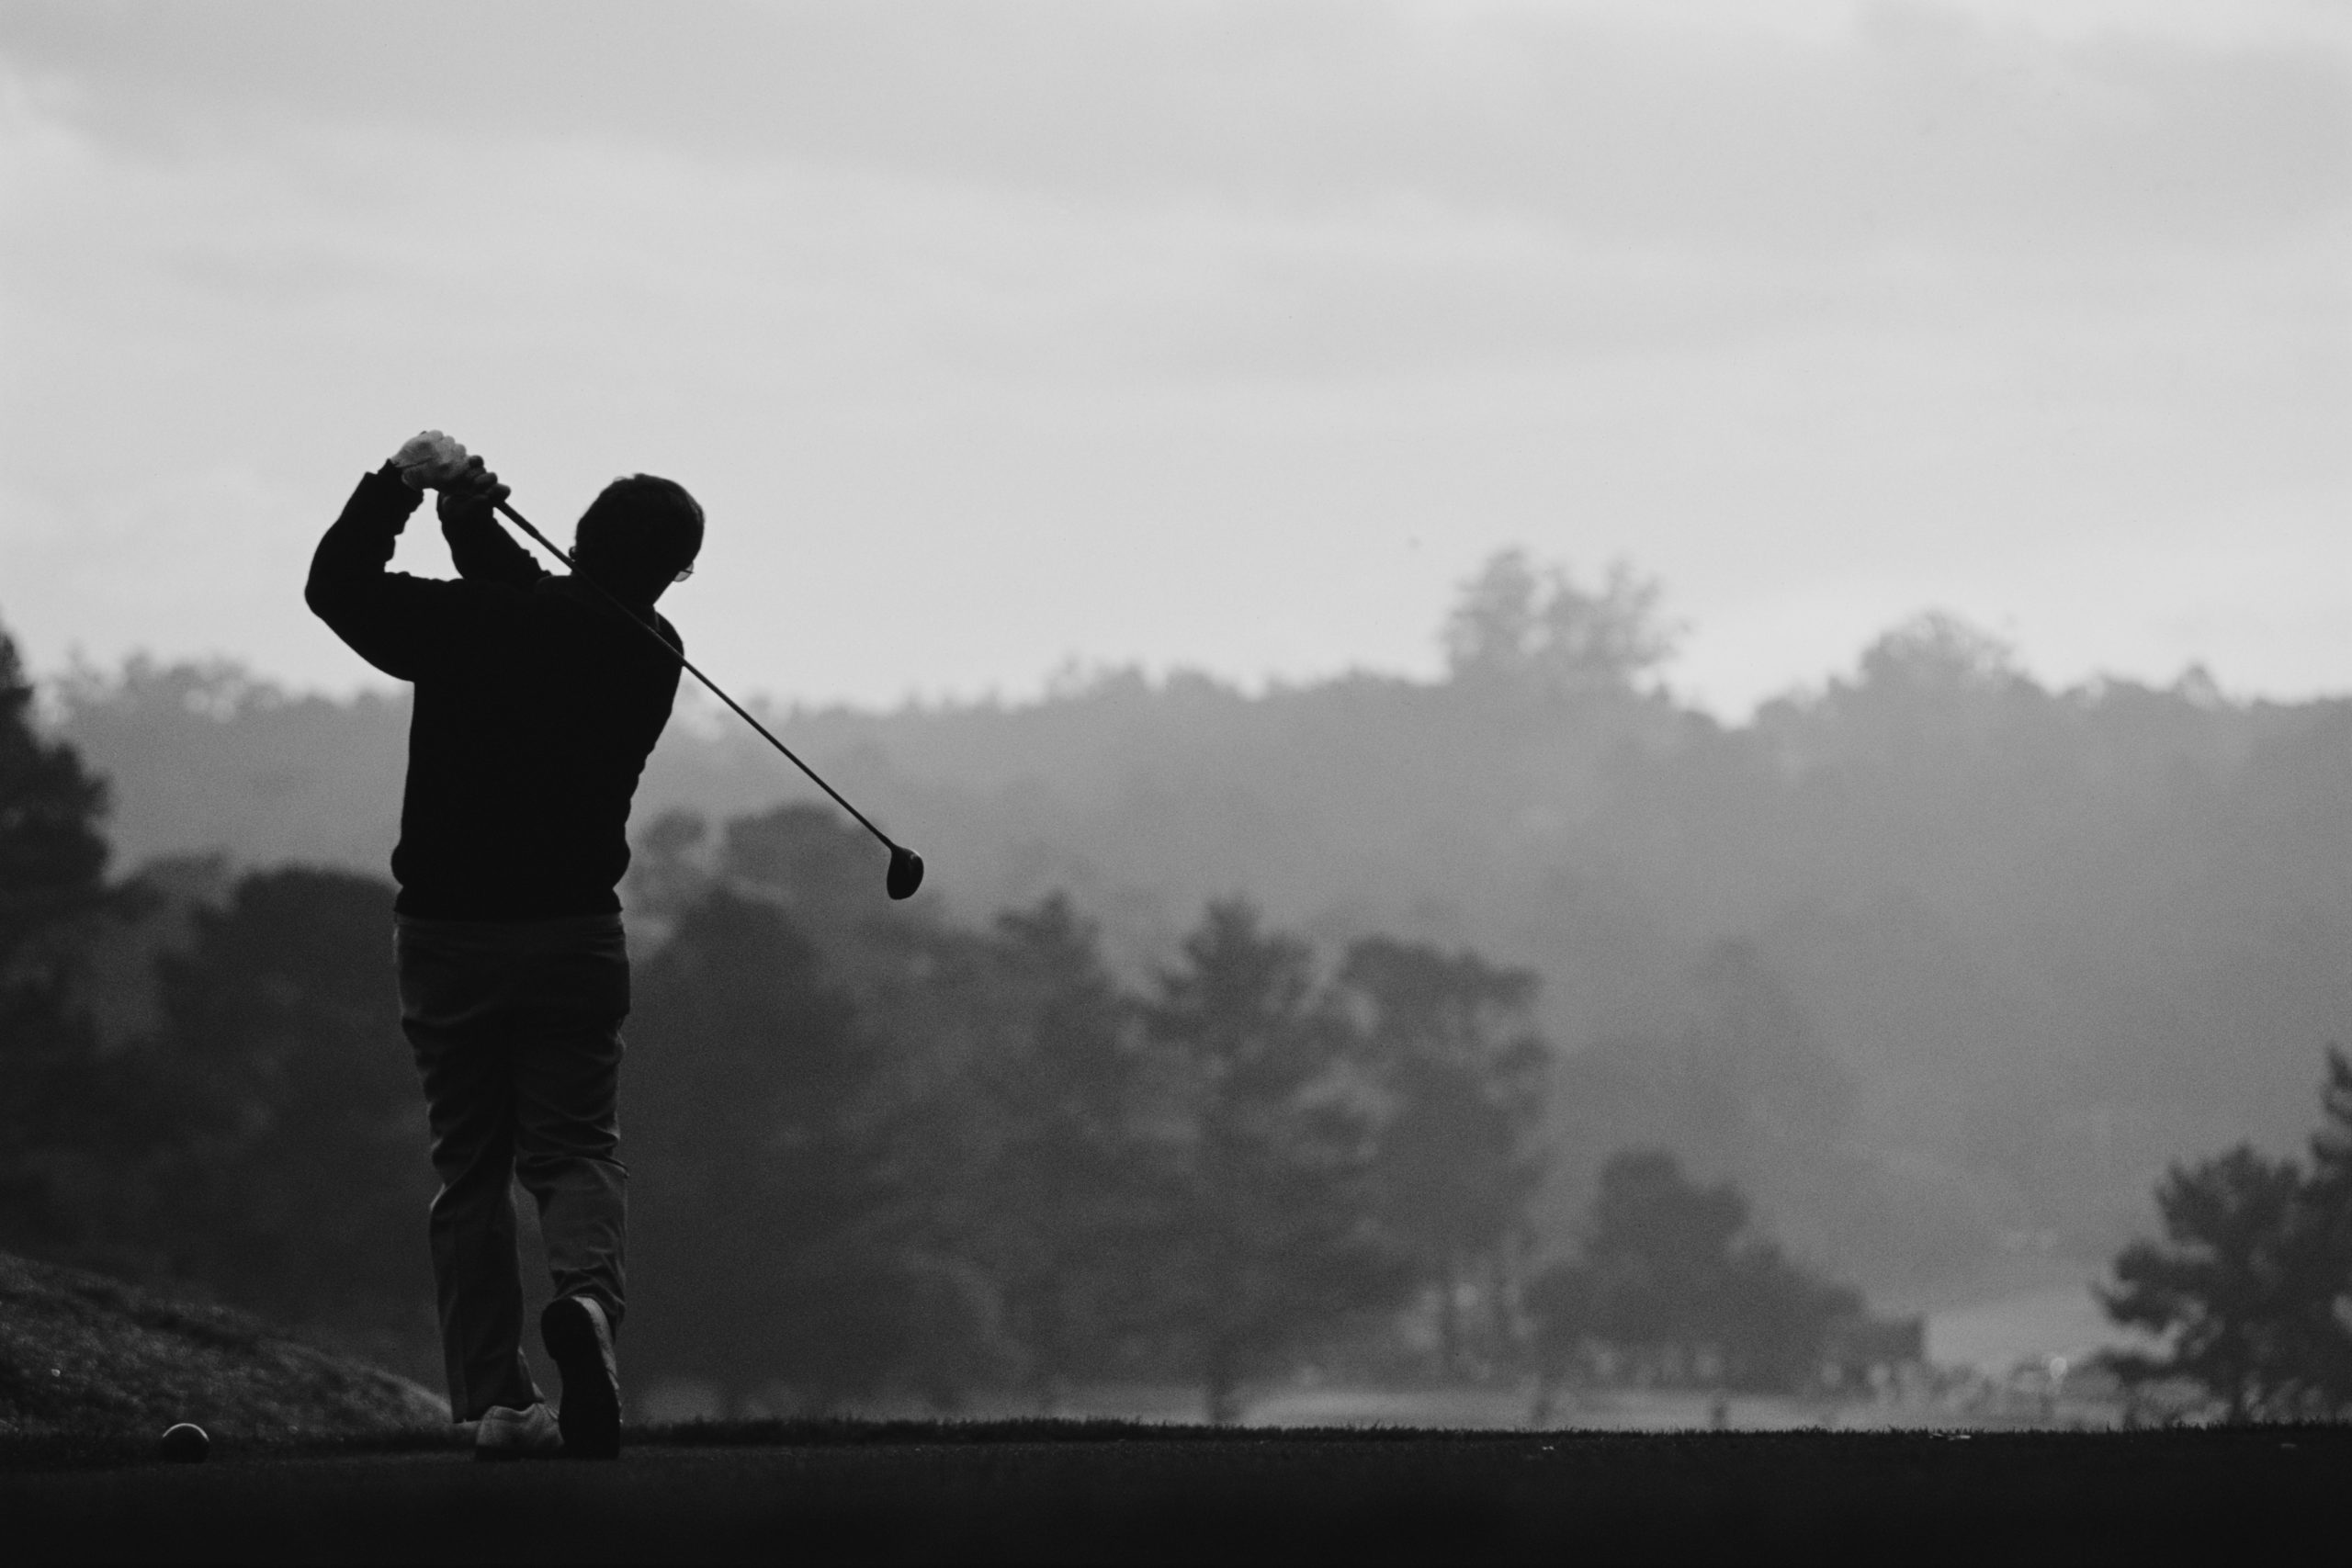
[307,464,684,919]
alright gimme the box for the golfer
[307,434,702,1459]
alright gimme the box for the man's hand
[436,456,513,527]
[391,430,471,491]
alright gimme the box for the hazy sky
[3,1,2346,715]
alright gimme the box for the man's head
[573,475,704,605]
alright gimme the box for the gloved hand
[390,430,472,491]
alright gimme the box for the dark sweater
[306,466,683,919]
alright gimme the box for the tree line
[54,551,2352,1297]
[18,596,2352,1422]
[0,618,1910,1417]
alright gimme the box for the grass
[2,1251,2338,1562]
[0,1250,446,1449]
[2,1418,2344,1564]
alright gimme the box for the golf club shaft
[491,499,904,855]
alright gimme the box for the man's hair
[574,475,704,598]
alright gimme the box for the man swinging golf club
[308,432,702,1460]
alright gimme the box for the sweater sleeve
[305,465,488,682]
[442,496,551,591]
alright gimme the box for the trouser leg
[396,914,628,1416]
[408,1022,542,1418]
[514,1022,628,1329]
[511,927,631,1330]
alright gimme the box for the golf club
[489,495,924,902]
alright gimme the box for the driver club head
[886,845,925,901]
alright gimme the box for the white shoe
[473,1400,563,1461]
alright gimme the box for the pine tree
[1339,934,1546,1377]
[2100,1145,2321,1420]
[625,885,951,1412]
[0,623,122,1257]
[2307,1047,2352,1404]
[2101,1053,2352,1420]
[0,628,110,962]
[145,867,431,1357]
[1526,1150,1865,1393]
[957,893,1156,1404]
[1141,900,1407,1422]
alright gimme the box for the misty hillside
[49,588,2352,1297]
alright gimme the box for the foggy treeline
[49,552,2352,1300]
[8,612,1902,1415]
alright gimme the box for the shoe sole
[540,1300,621,1460]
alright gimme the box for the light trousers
[394,912,629,1420]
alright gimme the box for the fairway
[4,1423,2343,1564]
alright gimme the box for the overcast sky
[3,1,2346,716]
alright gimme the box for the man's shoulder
[649,608,683,656]
[534,579,684,658]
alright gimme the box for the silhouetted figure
[307,440,702,1459]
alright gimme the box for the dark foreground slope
[0,1250,445,1447]
[4,1421,2344,1565]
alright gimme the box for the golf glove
[392,430,471,491]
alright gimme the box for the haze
[2,0,2346,714]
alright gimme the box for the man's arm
[439,457,548,589]
[442,493,549,589]
[305,462,482,681]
